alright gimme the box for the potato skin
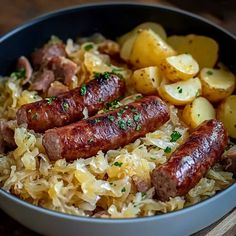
[182,97,216,129]
[131,66,161,95]
[129,29,176,68]
[217,95,236,138]
[200,68,236,103]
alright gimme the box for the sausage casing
[43,96,170,161]
[17,74,125,132]
[151,119,228,201]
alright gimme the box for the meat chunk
[151,119,228,201]
[16,56,33,85]
[29,69,55,92]
[47,81,69,97]
[43,96,170,161]
[31,42,66,69]
[132,175,150,192]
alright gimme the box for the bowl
[0,3,235,236]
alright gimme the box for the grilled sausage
[151,119,228,201]
[17,74,125,133]
[43,96,170,161]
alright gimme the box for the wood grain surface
[0,0,235,235]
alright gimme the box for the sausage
[151,119,228,201]
[43,96,170,161]
[17,74,125,133]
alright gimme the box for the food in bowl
[0,22,235,218]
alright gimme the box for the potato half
[131,66,161,95]
[182,97,216,129]
[118,22,167,46]
[167,35,219,69]
[158,77,202,105]
[160,53,199,82]
[217,95,236,138]
[129,29,176,68]
[200,68,236,102]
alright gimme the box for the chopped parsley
[127,119,132,127]
[121,187,126,193]
[117,119,127,130]
[106,99,120,109]
[114,161,123,167]
[45,96,57,105]
[117,109,125,117]
[94,118,101,123]
[80,84,87,96]
[197,114,200,117]
[131,107,137,112]
[93,71,111,80]
[84,43,94,51]
[10,68,26,80]
[134,113,141,122]
[62,101,69,112]
[177,86,183,93]
[141,192,147,198]
[108,115,115,121]
[164,146,172,153]
[170,131,182,142]
[136,124,142,131]
[111,68,123,79]
[206,70,213,76]
[136,95,142,100]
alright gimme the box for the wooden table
[0,0,235,235]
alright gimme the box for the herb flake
[114,161,123,167]
[80,84,87,96]
[170,131,182,142]
[10,68,26,80]
[164,146,172,153]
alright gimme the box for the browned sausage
[43,96,170,161]
[151,119,228,201]
[17,74,125,133]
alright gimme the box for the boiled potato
[129,29,176,68]
[118,22,167,46]
[200,68,236,102]
[120,33,138,61]
[182,97,216,129]
[160,53,199,82]
[158,77,202,105]
[131,66,161,95]
[167,35,219,69]
[217,95,236,138]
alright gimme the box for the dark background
[0,0,235,235]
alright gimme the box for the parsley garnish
[62,101,69,112]
[136,95,142,100]
[170,131,182,142]
[121,187,126,192]
[117,119,127,130]
[136,124,142,131]
[127,119,132,127]
[106,99,120,109]
[141,192,146,198]
[84,43,93,51]
[45,96,57,105]
[131,107,137,112]
[94,118,101,123]
[108,115,115,121]
[177,86,183,93]
[206,70,213,76]
[80,84,87,96]
[10,68,26,80]
[117,109,125,117]
[114,161,123,167]
[164,146,172,153]
[134,113,141,122]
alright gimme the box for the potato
[118,22,167,46]
[160,53,199,82]
[182,97,216,129]
[129,29,176,68]
[200,68,236,102]
[131,66,161,95]
[158,77,202,105]
[217,95,236,138]
[167,34,219,69]
[120,33,138,61]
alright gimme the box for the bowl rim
[0,1,235,223]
